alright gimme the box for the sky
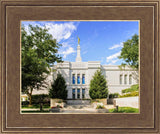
[21,21,139,65]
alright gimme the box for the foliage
[109,93,120,99]
[89,70,108,99]
[96,105,105,109]
[109,107,139,113]
[122,84,139,93]
[49,73,68,100]
[21,25,62,105]
[21,101,29,106]
[21,104,50,109]
[119,91,139,98]
[118,34,139,69]
[31,94,50,104]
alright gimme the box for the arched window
[82,89,85,99]
[129,74,132,84]
[82,74,85,84]
[72,89,75,99]
[77,74,80,84]
[72,74,75,84]
[120,75,122,84]
[77,89,80,99]
[124,75,127,84]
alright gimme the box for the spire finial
[76,36,82,62]
[78,36,80,45]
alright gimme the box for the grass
[109,107,139,113]
[21,110,50,113]
[21,104,50,109]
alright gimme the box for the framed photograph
[0,0,159,133]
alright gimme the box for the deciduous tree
[118,34,139,82]
[21,25,62,105]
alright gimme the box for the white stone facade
[32,44,138,99]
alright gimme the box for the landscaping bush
[96,105,105,109]
[122,84,139,93]
[109,93,120,99]
[119,91,139,98]
[21,101,29,106]
[31,94,50,105]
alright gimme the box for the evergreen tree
[49,73,68,100]
[89,70,108,99]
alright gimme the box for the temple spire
[76,37,82,62]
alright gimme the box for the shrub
[122,84,139,93]
[119,91,139,98]
[96,105,105,109]
[21,101,29,106]
[109,93,120,99]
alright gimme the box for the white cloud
[106,51,121,63]
[45,22,77,42]
[111,59,119,64]
[22,21,77,42]
[109,42,123,50]
[59,47,76,59]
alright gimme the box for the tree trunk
[40,103,43,111]
[28,93,32,105]
[28,88,33,106]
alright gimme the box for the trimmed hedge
[21,101,29,105]
[109,93,120,99]
[122,84,139,93]
[119,91,139,98]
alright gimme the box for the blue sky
[21,21,139,65]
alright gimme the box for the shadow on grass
[21,110,50,113]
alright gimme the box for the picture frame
[0,0,159,133]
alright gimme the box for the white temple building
[30,43,138,100]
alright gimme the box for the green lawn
[21,110,50,113]
[21,104,50,109]
[109,107,139,113]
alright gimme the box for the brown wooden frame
[0,0,159,133]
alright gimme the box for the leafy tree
[21,25,62,105]
[89,70,108,99]
[118,34,139,69]
[118,34,139,82]
[49,73,68,100]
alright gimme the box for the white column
[80,88,82,99]
[75,88,77,99]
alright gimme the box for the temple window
[77,74,80,84]
[82,74,85,84]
